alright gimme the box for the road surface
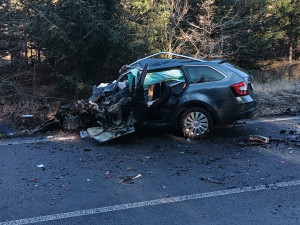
[0,115,299,224]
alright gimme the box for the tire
[179,107,213,139]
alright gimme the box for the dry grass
[254,80,300,117]
[0,100,62,131]
[253,60,300,83]
[0,80,63,132]
[252,60,300,116]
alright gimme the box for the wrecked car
[39,52,258,142]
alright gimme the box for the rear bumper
[215,94,259,124]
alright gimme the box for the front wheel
[179,107,213,139]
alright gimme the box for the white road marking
[0,135,78,146]
[1,180,299,225]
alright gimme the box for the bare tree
[162,0,189,56]
[179,0,244,59]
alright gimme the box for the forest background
[0,0,299,124]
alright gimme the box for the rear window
[185,66,225,83]
[222,63,249,78]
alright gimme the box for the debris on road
[80,131,89,138]
[248,135,270,144]
[21,115,34,118]
[29,178,39,182]
[119,174,142,184]
[199,177,224,185]
[105,170,112,178]
[125,166,132,171]
[36,164,45,168]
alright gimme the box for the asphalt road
[0,115,299,225]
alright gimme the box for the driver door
[133,64,149,123]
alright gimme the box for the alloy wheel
[183,111,209,137]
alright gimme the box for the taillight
[230,81,249,96]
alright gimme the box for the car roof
[137,58,220,71]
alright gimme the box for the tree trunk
[38,47,41,63]
[24,41,28,70]
[11,53,14,67]
[289,42,293,61]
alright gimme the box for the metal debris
[119,174,142,184]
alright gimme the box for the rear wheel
[180,107,213,139]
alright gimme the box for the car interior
[144,69,187,122]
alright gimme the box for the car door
[133,64,148,123]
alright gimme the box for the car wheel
[180,107,213,139]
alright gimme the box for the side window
[186,66,225,83]
[143,68,185,87]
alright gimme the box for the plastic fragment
[21,115,34,118]
[80,131,89,138]
[105,170,112,178]
[125,166,131,171]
